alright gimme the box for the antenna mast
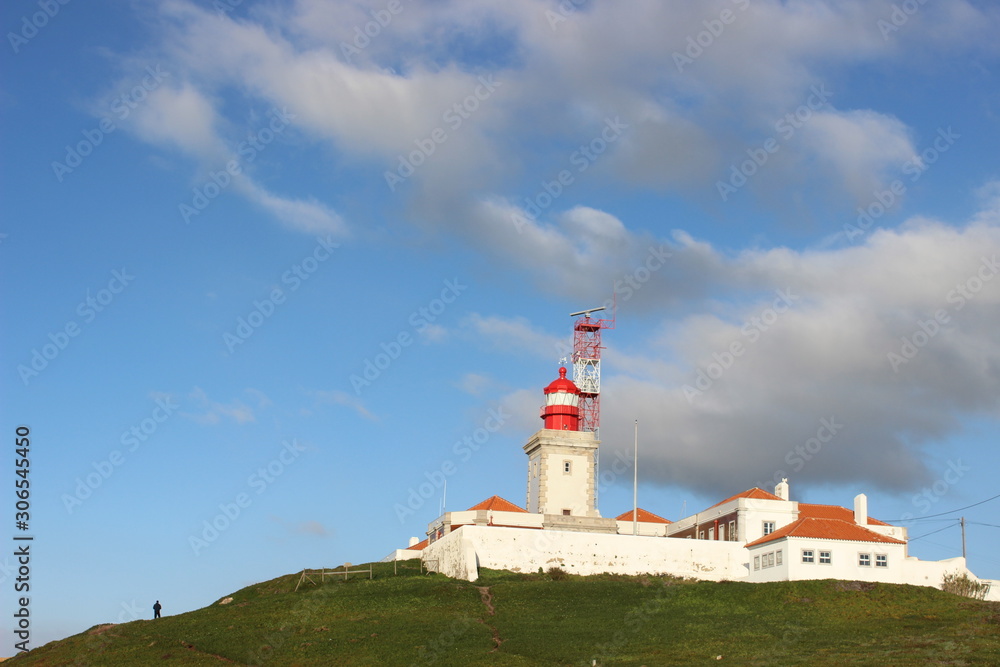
[569,303,615,435]
[570,301,615,510]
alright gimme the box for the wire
[967,522,1000,529]
[908,523,958,543]
[882,491,1000,522]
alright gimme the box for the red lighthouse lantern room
[541,367,581,431]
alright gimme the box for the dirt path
[475,586,503,652]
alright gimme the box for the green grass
[10,562,1000,666]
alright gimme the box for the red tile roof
[615,508,672,524]
[410,538,428,551]
[466,495,528,513]
[797,503,891,526]
[708,487,783,510]
[745,517,906,549]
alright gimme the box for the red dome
[544,367,580,395]
[541,367,580,431]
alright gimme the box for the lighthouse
[523,368,618,533]
[541,367,581,431]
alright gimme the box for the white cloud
[463,313,567,360]
[315,389,376,421]
[126,83,223,158]
[800,110,917,204]
[582,201,1000,496]
[240,183,347,236]
[184,387,256,425]
[456,373,492,396]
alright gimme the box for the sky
[2,0,1000,652]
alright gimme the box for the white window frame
[819,550,832,565]
[859,553,871,567]
[875,554,888,568]
[754,555,760,571]
[776,550,782,566]
[729,520,737,541]
[802,549,814,564]
[763,521,775,536]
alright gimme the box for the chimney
[408,536,419,548]
[774,478,789,501]
[853,494,868,525]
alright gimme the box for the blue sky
[3,0,1000,651]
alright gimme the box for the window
[819,551,832,565]
[709,527,715,540]
[768,552,775,567]
[802,550,814,563]
[729,521,737,541]
[699,531,705,540]
[763,521,775,536]
[563,460,572,474]
[859,553,871,567]
[875,554,887,568]
[754,556,760,571]
[776,550,782,566]
[562,509,571,516]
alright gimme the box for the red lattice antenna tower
[570,303,615,436]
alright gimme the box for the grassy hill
[9,561,1000,666]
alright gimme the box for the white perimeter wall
[616,520,670,537]
[421,525,747,582]
[418,526,1000,601]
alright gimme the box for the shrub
[547,566,568,581]
[941,572,990,601]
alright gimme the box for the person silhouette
[153,601,162,619]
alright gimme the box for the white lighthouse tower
[523,368,618,533]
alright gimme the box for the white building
[385,368,998,601]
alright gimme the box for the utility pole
[632,419,638,536]
[960,516,967,560]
